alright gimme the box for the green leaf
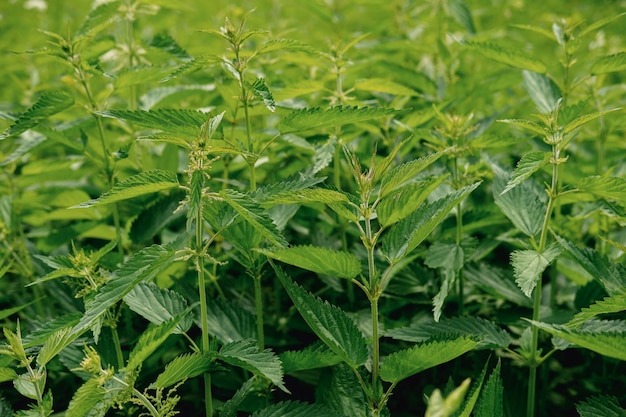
[380,336,477,384]
[564,108,621,134]
[497,118,547,136]
[149,31,191,59]
[161,54,223,82]
[529,321,626,361]
[248,78,275,112]
[220,377,258,417]
[259,188,350,207]
[474,360,504,417]
[354,78,419,96]
[465,264,532,307]
[462,41,547,72]
[71,245,177,337]
[124,315,182,372]
[0,90,74,140]
[278,106,402,134]
[114,65,176,88]
[97,109,209,138]
[510,24,555,40]
[492,164,545,237]
[379,152,443,198]
[152,352,215,389]
[500,151,551,195]
[386,316,511,350]
[217,339,287,393]
[252,401,341,417]
[219,189,287,247]
[71,170,179,208]
[576,395,626,417]
[377,176,447,227]
[1,132,47,166]
[577,175,626,201]
[568,295,626,328]
[425,242,465,272]
[22,313,81,348]
[0,299,39,321]
[279,342,342,373]
[260,245,361,279]
[123,282,192,334]
[316,363,368,417]
[206,298,256,344]
[511,243,562,297]
[555,236,626,296]
[381,182,480,263]
[36,327,76,367]
[457,360,489,417]
[425,378,471,417]
[75,1,121,38]
[591,52,626,74]
[433,269,455,322]
[0,367,17,383]
[274,265,368,368]
[129,190,186,243]
[66,378,107,417]
[256,38,318,54]
[447,0,476,33]
[522,70,561,113]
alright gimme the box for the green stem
[456,202,464,315]
[527,145,559,417]
[196,204,213,417]
[253,273,265,350]
[111,375,160,417]
[110,325,125,370]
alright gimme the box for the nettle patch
[1,1,625,417]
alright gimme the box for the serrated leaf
[152,352,215,389]
[425,242,465,272]
[260,245,361,279]
[576,395,626,417]
[457,360,489,417]
[591,52,626,74]
[555,236,626,296]
[474,360,504,417]
[22,313,82,348]
[114,65,175,88]
[71,169,179,208]
[433,269,455,322]
[124,282,192,334]
[66,378,106,417]
[529,321,626,361]
[381,182,480,262]
[274,265,368,368]
[279,342,342,373]
[568,295,626,328]
[129,190,186,243]
[354,78,419,96]
[492,164,545,237]
[149,31,190,59]
[248,78,275,112]
[161,54,223,82]
[578,175,626,201]
[252,177,325,203]
[0,367,18,383]
[316,363,367,417]
[97,109,209,138]
[252,401,340,417]
[36,327,76,367]
[218,339,287,393]
[465,264,532,307]
[220,376,258,417]
[219,189,287,247]
[447,0,476,33]
[564,108,621,134]
[278,106,402,134]
[0,90,74,140]
[500,151,551,195]
[510,24,557,40]
[386,316,511,349]
[511,243,562,297]
[498,118,548,137]
[425,378,471,417]
[463,41,546,72]
[1,132,47,166]
[206,298,256,344]
[380,337,477,384]
[256,38,317,54]
[71,245,177,337]
[260,187,351,207]
[377,176,447,227]
[75,1,121,38]
[124,315,182,372]
[379,152,443,198]
[522,70,561,113]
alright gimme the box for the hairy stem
[254,273,265,349]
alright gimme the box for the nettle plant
[1,1,626,417]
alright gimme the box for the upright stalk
[253,273,265,350]
[527,144,559,417]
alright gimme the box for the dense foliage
[1,1,626,416]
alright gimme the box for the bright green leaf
[123,282,192,334]
[522,70,561,113]
[36,326,76,367]
[379,152,443,198]
[380,337,477,384]
[564,108,621,134]
[279,342,342,373]
[161,54,223,82]
[220,377,258,417]
[274,265,368,368]
[465,264,532,307]
[260,245,361,279]
[248,78,275,112]
[0,367,17,383]
[75,1,121,38]
[462,41,546,72]
[218,339,287,393]
[591,52,626,74]
[65,378,106,417]
[497,118,547,136]
[97,108,209,138]
[206,298,256,344]
[577,175,626,201]
[354,78,419,96]
[568,295,626,328]
[124,315,182,372]
[500,151,551,195]
[152,352,215,389]
[278,106,402,134]
[377,176,447,227]
[474,360,504,417]
[447,0,476,33]
[425,378,471,417]
[511,243,562,297]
